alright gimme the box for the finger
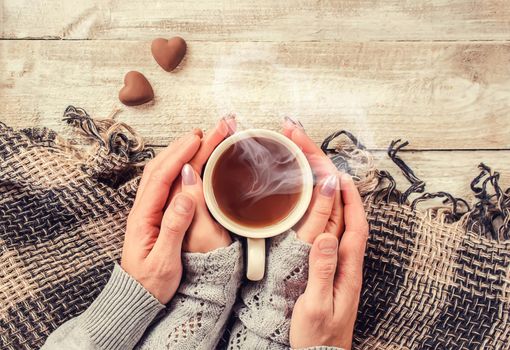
[181,163,231,252]
[165,116,231,211]
[135,135,201,221]
[341,173,367,234]
[297,174,338,243]
[134,132,199,208]
[325,174,345,238]
[282,121,336,180]
[189,116,236,173]
[335,228,367,296]
[191,128,204,138]
[150,192,196,259]
[304,233,338,306]
[181,163,206,206]
[282,116,303,138]
[291,128,336,179]
[334,173,368,293]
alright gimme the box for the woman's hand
[121,132,202,304]
[169,116,236,253]
[282,118,344,243]
[290,174,369,350]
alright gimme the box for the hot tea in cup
[203,129,313,280]
[212,136,304,227]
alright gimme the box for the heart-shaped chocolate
[151,37,187,72]
[118,71,154,106]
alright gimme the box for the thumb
[181,163,206,205]
[181,164,232,253]
[297,175,337,243]
[181,163,212,222]
[304,233,339,303]
[150,192,196,258]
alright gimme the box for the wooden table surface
[1,0,509,201]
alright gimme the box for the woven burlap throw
[1,107,509,350]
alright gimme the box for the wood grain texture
[2,0,510,41]
[2,40,509,150]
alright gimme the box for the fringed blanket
[1,107,509,350]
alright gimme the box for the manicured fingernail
[320,174,337,197]
[174,194,193,214]
[283,116,304,129]
[318,236,338,255]
[181,164,196,185]
[223,114,237,135]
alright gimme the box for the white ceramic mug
[203,129,313,281]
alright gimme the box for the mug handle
[246,238,265,281]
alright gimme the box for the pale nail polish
[181,164,196,185]
[223,114,237,135]
[283,116,304,128]
[320,174,337,197]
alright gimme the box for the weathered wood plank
[2,0,510,41]
[1,40,509,149]
[151,145,510,203]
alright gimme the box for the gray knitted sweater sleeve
[135,241,244,349]
[42,241,243,350]
[42,235,342,350]
[225,230,343,350]
[41,263,165,350]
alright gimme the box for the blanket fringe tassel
[322,130,510,241]
[63,105,154,165]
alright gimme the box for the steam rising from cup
[212,46,381,181]
[225,137,304,205]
